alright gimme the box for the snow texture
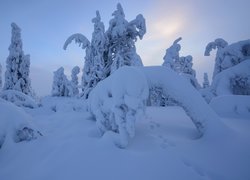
[88,66,148,148]
[0,90,38,108]
[3,23,33,96]
[0,99,41,149]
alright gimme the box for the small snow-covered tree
[203,73,210,88]
[51,67,70,97]
[162,38,200,90]
[162,37,182,69]
[107,3,146,73]
[3,23,33,96]
[0,63,2,90]
[70,66,80,96]
[204,38,228,79]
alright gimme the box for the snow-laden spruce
[107,3,146,73]
[0,99,42,149]
[70,66,80,96]
[3,23,33,96]
[64,4,146,99]
[162,37,182,69]
[202,73,210,88]
[64,12,105,99]
[205,39,250,79]
[162,37,200,89]
[51,67,71,97]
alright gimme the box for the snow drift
[0,99,42,149]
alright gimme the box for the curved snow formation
[0,99,42,149]
[211,59,250,96]
[89,66,226,147]
[139,66,226,137]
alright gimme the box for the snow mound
[88,66,149,148]
[211,59,250,96]
[210,95,250,118]
[0,90,38,108]
[0,99,42,149]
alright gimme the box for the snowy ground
[0,98,250,180]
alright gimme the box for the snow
[210,59,250,96]
[0,99,41,149]
[210,95,250,118]
[0,90,38,108]
[0,101,249,180]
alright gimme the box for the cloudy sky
[0,0,249,96]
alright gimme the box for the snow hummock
[0,99,41,149]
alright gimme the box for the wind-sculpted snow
[88,66,149,148]
[0,99,41,149]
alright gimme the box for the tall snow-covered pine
[3,23,33,96]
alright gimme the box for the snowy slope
[0,100,250,180]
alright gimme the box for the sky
[0,0,249,96]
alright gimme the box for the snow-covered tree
[162,38,200,90]
[70,66,80,96]
[204,38,228,79]
[81,11,107,99]
[51,67,70,97]
[0,63,2,90]
[203,73,210,88]
[3,23,33,96]
[162,37,182,69]
[107,3,146,73]
[64,5,146,99]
